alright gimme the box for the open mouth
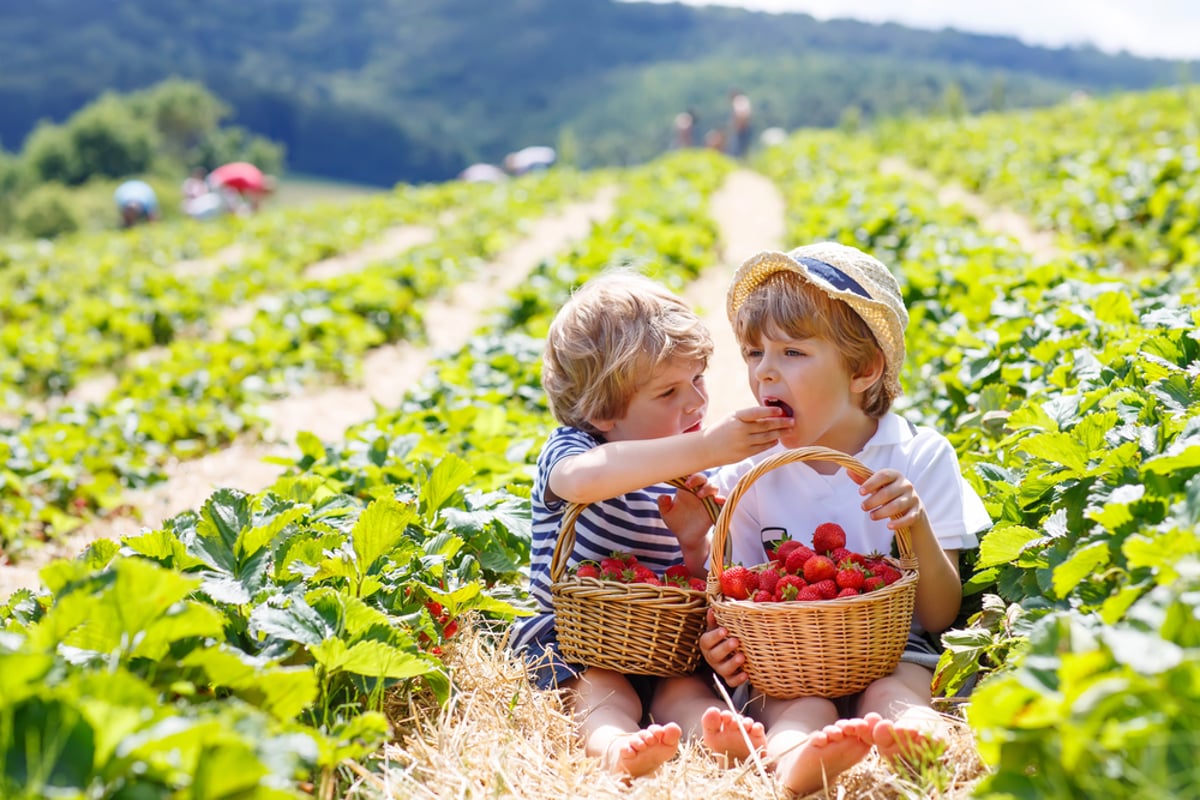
[683,421,702,433]
[765,398,794,418]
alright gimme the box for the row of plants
[875,85,1200,270]
[0,169,602,555]
[758,117,1200,797]
[0,150,734,798]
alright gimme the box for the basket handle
[550,477,722,582]
[708,445,916,583]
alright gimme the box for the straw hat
[726,241,909,395]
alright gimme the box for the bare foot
[603,723,683,777]
[776,716,878,795]
[872,709,948,771]
[701,706,767,764]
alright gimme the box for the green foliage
[14,183,82,239]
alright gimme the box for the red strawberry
[835,562,866,591]
[575,563,600,579]
[757,566,782,596]
[631,565,660,584]
[664,564,691,582]
[600,556,626,574]
[864,576,885,592]
[836,587,860,598]
[812,522,847,555]
[688,577,707,591]
[876,563,903,585]
[813,579,838,599]
[796,585,825,602]
[719,565,758,600]
[802,554,836,584]
[752,589,775,603]
[775,574,807,601]
[784,545,817,574]
[775,539,803,564]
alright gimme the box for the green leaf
[419,454,476,516]
[3,697,96,792]
[188,488,254,574]
[310,638,434,680]
[1051,540,1110,599]
[180,647,318,720]
[351,498,417,576]
[978,524,1043,568]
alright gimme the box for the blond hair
[733,271,893,418]
[543,271,713,434]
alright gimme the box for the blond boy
[702,242,990,793]
[508,270,791,776]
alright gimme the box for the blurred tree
[129,79,230,166]
[17,183,81,238]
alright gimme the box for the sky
[628,0,1200,61]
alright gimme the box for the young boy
[701,242,991,794]
[508,269,792,777]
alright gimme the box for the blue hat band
[794,256,871,300]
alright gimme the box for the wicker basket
[708,446,919,698]
[551,479,717,676]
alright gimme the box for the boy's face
[741,331,878,451]
[592,357,708,442]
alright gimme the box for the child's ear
[849,351,886,393]
[589,417,615,433]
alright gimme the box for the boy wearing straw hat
[701,241,990,794]
[508,269,793,777]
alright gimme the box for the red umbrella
[208,162,266,193]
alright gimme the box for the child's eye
[693,373,706,385]
[658,387,675,399]
[785,348,803,357]
[743,348,762,359]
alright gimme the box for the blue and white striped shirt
[508,426,686,655]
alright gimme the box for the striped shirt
[507,426,686,655]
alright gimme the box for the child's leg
[648,675,766,762]
[565,667,681,777]
[858,663,949,767]
[756,695,878,795]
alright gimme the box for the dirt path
[0,190,616,599]
[684,169,786,421]
[879,157,1060,262]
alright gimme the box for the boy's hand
[659,474,717,574]
[700,608,749,686]
[703,405,792,462]
[850,467,927,532]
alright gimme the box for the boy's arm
[854,469,964,633]
[548,406,790,505]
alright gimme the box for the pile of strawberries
[718,522,903,603]
[570,553,707,592]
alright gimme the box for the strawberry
[719,565,758,600]
[802,554,836,584]
[812,522,847,555]
[836,587,860,598]
[796,584,825,602]
[784,545,817,574]
[876,563,903,585]
[757,565,782,596]
[600,556,626,574]
[835,562,866,591]
[664,563,691,581]
[813,579,838,599]
[688,577,707,591]
[575,562,600,579]
[864,575,885,592]
[752,589,775,603]
[764,532,792,562]
[775,574,807,601]
[775,539,803,564]
[631,565,660,584]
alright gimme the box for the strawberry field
[2,85,1199,799]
